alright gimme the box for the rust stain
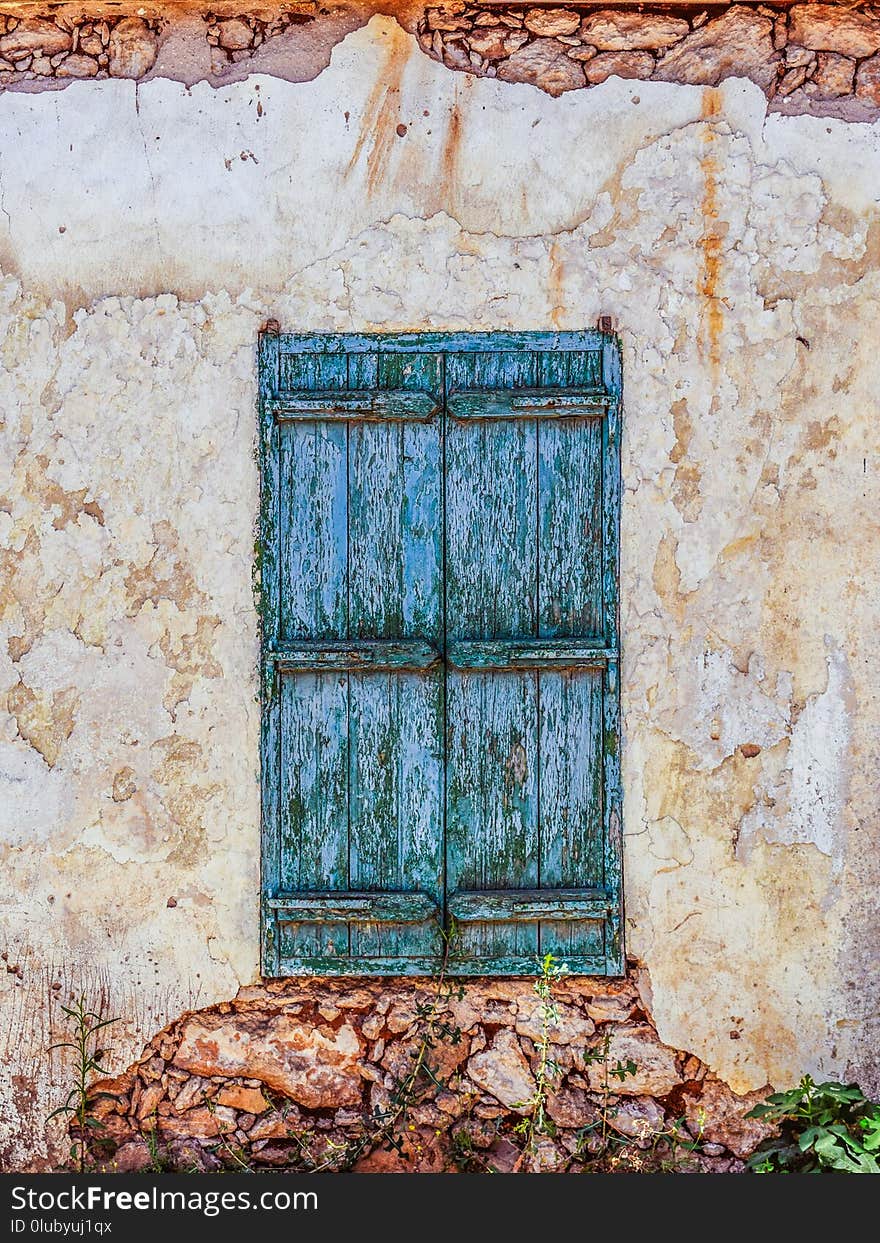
[698,88,724,379]
[440,96,463,202]
[547,241,565,330]
[718,534,759,564]
[346,28,408,196]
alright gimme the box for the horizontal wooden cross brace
[267,640,618,672]
[272,388,610,422]
[268,889,612,924]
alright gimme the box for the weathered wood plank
[270,640,440,673]
[278,330,606,355]
[268,892,438,923]
[273,390,439,422]
[539,670,605,958]
[258,327,282,976]
[348,353,442,641]
[448,388,608,421]
[446,640,614,670]
[445,351,537,640]
[278,347,347,392]
[534,349,603,390]
[349,671,444,958]
[278,351,348,641]
[539,415,604,639]
[279,671,350,958]
[448,889,611,922]
[446,670,540,961]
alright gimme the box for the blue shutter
[260,336,444,974]
[260,331,622,976]
[443,344,621,973]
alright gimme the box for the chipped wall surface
[1,13,879,1170]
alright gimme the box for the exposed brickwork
[78,972,775,1173]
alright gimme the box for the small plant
[283,920,465,1172]
[512,951,569,1158]
[575,1034,703,1173]
[745,1076,880,1174]
[450,1125,482,1172]
[144,1113,170,1173]
[205,1096,254,1171]
[579,1029,638,1157]
[48,993,118,1172]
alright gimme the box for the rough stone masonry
[82,973,775,1172]
[1,3,879,1172]
[0,4,879,119]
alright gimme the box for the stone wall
[0,4,878,119]
[418,3,880,112]
[81,971,774,1173]
[0,13,163,79]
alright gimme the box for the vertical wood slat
[602,336,624,971]
[349,671,444,959]
[259,328,282,976]
[536,349,603,639]
[446,671,540,961]
[445,351,537,639]
[279,671,350,958]
[279,354,348,641]
[538,671,605,958]
[346,352,444,959]
[445,349,540,961]
[538,419,603,639]
[347,354,442,641]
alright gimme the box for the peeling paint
[1,15,879,1168]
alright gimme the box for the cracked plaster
[1,14,878,1169]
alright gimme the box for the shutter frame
[259,330,622,977]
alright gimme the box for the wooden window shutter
[260,331,622,976]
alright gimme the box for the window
[258,329,622,976]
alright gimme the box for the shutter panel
[444,345,619,973]
[262,339,444,974]
[261,330,622,977]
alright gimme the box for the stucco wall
[1,14,879,1170]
